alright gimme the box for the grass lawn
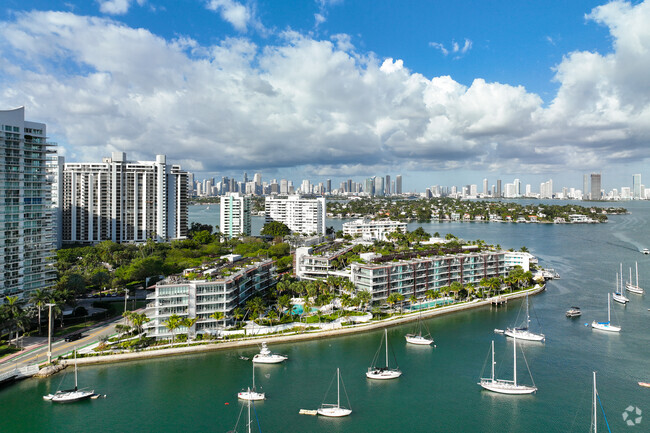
[0,343,20,361]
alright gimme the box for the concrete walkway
[66,285,545,367]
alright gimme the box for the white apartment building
[220,192,251,239]
[61,152,188,244]
[342,219,407,241]
[264,195,326,235]
[0,107,57,299]
[503,251,537,272]
[144,258,276,339]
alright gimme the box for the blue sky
[1,0,649,193]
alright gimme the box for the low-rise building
[144,258,276,339]
[503,251,537,272]
[294,243,355,280]
[342,219,407,241]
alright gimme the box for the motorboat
[565,307,581,317]
[642,248,649,255]
[252,342,287,364]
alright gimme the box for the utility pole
[46,303,55,364]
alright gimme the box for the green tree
[29,288,52,336]
[261,221,291,237]
[164,314,183,346]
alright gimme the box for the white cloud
[430,39,472,57]
[429,42,448,56]
[206,0,254,32]
[1,1,650,178]
[98,0,145,15]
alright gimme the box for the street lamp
[123,288,129,325]
[46,303,55,364]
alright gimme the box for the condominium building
[0,107,57,299]
[61,152,188,244]
[342,219,407,241]
[264,195,326,235]
[294,244,355,279]
[144,258,276,339]
[350,250,507,303]
[220,192,251,239]
[590,173,602,200]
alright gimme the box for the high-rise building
[264,195,326,235]
[253,173,262,186]
[396,175,402,194]
[385,175,391,195]
[583,174,589,200]
[46,155,65,249]
[633,174,642,200]
[374,176,385,197]
[326,179,331,194]
[590,173,602,200]
[496,179,502,198]
[365,177,375,196]
[220,192,251,239]
[483,178,488,195]
[62,152,187,244]
[1,107,57,299]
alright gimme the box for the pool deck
[65,284,546,367]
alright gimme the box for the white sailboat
[504,295,545,342]
[590,372,613,433]
[43,351,95,403]
[478,337,537,395]
[238,365,265,401]
[625,262,644,294]
[229,390,261,433]
[591,293,621,332]
[612,269,629,304]
[317,368,352,417]
[405,311,434,345]
[252,342,287,364]
[366,329,402,380]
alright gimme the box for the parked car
[64,332,83,342]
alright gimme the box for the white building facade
[220,192,251,239]
[264,195,326,235]
[61,152,188,244]
[342,219,407,241]
[0,107,57,299]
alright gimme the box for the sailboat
[612,266,629,304]
[591,293,621,332]
[405,311,434,345]
[591,372,613,433]
[238,365,265,401]
[229,390,261,433]
[317,368,352,417]
[625,262,644,294]
[43,351,95,403]
[366,329,402,380]
[478,337,537,395]
[504,295,545,342]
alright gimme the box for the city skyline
[2,1,650,191]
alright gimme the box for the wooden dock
[491,296,507,306]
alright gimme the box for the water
[2,201,650,432]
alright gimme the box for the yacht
[612,267,629,304]
[625,262,644,294]
[252,342,287,364]
[642,248,650,255]
[43,351,95,403]
[238,365,265,401]
[592,294,621,332]
[565,307,581,317]
[317,368,352,417]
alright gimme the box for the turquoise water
[405,299,454,311]
[2,200,650,432]
[290,305,320,315]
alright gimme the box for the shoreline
[63,284,545,368]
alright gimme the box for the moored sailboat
[405,311,434,345]
[625,262,644,294]
[238,365,265,401]
[504,295,545,342]
[478,337,537,395]
[366,329,402,380]
[43,351,95,403]
[591,293,621,332]
[317,368,352,417]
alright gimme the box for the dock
[491,296,507,306]
[299,409,318,416]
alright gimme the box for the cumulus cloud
[1,1,650,178]
[206,0,254,32]
[98,0,145,15]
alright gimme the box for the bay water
[2,200,649,432]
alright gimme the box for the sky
[1,0,649,192]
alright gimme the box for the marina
[1,200,650,432]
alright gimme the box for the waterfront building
[61,152,188,244]
[374,176,385,197]
[496,179,502,198]
[295,244,355,280]
[350,250,508,303]
[0,107,57,300]
[46,155,64,249]
[264,195,326,235]
[220,192,251,239]
[633,174,642,200]
[385,175,391,195]
[342,219,408,241]
[590,173,601,200]
[482,178,488,196]
[503,251,537,272]
[145,258,276,339]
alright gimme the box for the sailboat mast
[607,294,611,323]
[513,336,517,386]
[247,391,252,433]
[385,329,389,368]
[526,296,530,328]
[593,371,597,433]
[252,365,255,390]
[491,340,495,381]
[74,350,78,391]
[337,368,340,409]
[636,261,639,287]
[630,266,633,286]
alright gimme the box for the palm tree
[232,307,245,325]
[164,314,183,346]
[181,316,198,342]
[386,292,401,313]
[356,290,371,311]
[245,297,266,320]
[4,296,26,346]
[409,295,418,306]
[29,288,52,336]
[128,311,151,336]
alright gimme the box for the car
[64,332,83,342]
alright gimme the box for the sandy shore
[65,284,545,367]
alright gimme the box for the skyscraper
[590,173,602,200]
[1,107,57,299]
[220,192,251,239]
[62,153,188,243]
[326,179,331,194]
[374,176,385,197]
[583,174,589,200]
[264,196,326,235]
[496,179,502,198]
[483,178,488,195]
[633,174,642,200]
[396,175,402,194]
[385,175,391,195]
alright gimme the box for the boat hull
[405,335,433,345]
[612,293,629,304]
[252,355,287,364]
[366,369,402,380]
[317,407,352,417]
[237,391,265,401]
[478,380,537,395]
[639,382,650,388]
[50,390,95,403]
[504,329,545,342]
[625,283,644,294]
[591,321,621,332]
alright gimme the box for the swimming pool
[405,299,453,311]
[290,305,320,315]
